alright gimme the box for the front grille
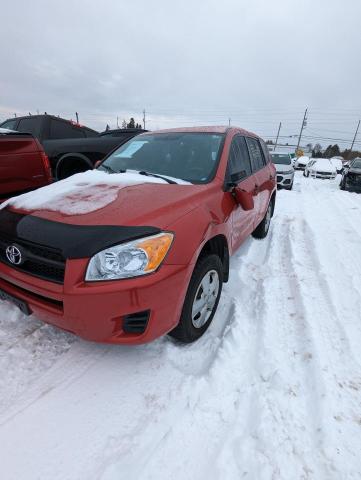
[0,233,65,284]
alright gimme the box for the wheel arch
[55,152,93,180]
[197,234,230,283]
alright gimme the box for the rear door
[226,135,257,250]
[246,137,272,227]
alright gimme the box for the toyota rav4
[0,127,276,344]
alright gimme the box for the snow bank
[1,170,185,216]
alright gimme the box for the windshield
[99,132,224,183]
[271,153,291,165]
[351,159,361,169]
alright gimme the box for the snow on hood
[1,170,189,216]
[313,159,336,173]
[296,156,310,165]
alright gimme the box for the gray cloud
[1,0,361,148]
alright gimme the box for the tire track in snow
[288,180,361,478]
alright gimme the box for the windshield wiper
[100,165,127,174]
[99,164,117,174]
[137,171,177,184]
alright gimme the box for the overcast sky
[1,0,361,148]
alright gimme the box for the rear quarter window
[50,119,86,139]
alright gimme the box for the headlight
[283,170,294,175]
[85,232,174,281]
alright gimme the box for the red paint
[0,135,52,199]
[0,127,276,344]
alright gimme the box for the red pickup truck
[0,128,52,201]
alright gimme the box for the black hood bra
[0,209,160,259]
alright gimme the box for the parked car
[0,115,146,180]
[0,128,52,201]
[330,156,344,174]
[303,158,337,179]
[340,157,361,191]
[294,155,310,170]
[270,152,295,190]
[0,126,276,344]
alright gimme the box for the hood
[313,163,336,173]
[2,170,210,230]
[348,168,361,175]
[274,164,293,173]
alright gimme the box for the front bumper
[309,171,336,179]
[0,258,192,344]
[344,180,361,192]
[276,171,294,188]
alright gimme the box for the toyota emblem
[6,245,23,265]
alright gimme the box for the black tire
[340,178,346,190]
[252,199,273,239]
[56,155,92,180]
[286,181,293,190]
[169,254,223,343]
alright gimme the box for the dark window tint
[246,137,265,171]
[17,118,41,138]
[50,119,85,139]
[228,135,252,177]
[0,119,17,130]
[259,138,271,164]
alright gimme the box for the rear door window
[246,137,266,172]
[50,119,85,139]
[17,118,42,138]
[228,135,252,178]
[259,138,271,164]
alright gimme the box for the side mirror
[233,187,254,211]
[94,160,102,169]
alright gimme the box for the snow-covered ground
[1,172,361,480]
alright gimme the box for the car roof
[140,126,259,137]
[1,114,98,134]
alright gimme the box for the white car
[304,158,337,179]
[294,155,310,170]
[270,152,295,190]
[330,156,344,174]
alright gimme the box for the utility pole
[75,112,79,124]
[296,108,308,153]
[349,119,360,157]
[274,122,282,150]
[117,116,119,128]
[228,118,231,126]
[143,109,146,130]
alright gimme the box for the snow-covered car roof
[311,158,336,172]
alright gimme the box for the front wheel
[252,200,273,239]
[169,254,223,343]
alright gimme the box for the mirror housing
[233,187,254,211]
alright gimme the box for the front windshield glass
[351,159,361,169]
[99,132,224,183]
[271,153,291,165]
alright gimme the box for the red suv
[0,127,276,344]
